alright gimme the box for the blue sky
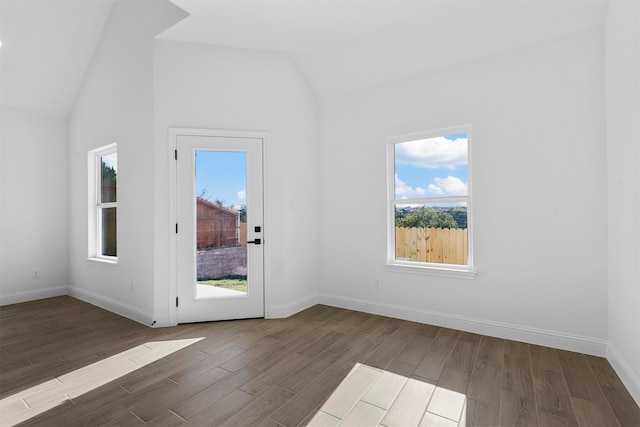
[394,133,468,199]
[194,134,467,207]
[195,150,246,208]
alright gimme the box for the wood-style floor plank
[571,397,620,427]
[499,390,538,427]
[465,398,501,427]
[467,359,502,404]
[502,354,535,398]
[557,350,608,405]
[270,369,345,427]
[182,388,255,426]
[278,351,339,393]
[380,376,435,426]
[360,370,408,410]
[532,369,577,421]
[131,367,231,422]
[218,385,294,427]
[0,297,637,427]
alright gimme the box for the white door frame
[167,127,271,326]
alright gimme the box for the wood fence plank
[433,229,443,263]
[456,229,464,265]
[416,228,426,262]
[427,228,438,262]
[394,228,468,265]
[395,227,401,258]
[409,228,419,261]
[464,229,468,265]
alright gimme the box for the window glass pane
[395,202,468,265]
[101,152,117,203]
[101,207,117,257]
[394,133,468,199]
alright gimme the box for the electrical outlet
[374,279,381,289]
[32,270,40,279]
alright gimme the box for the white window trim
[87,143,118,265]
[386,125,475,278]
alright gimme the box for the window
[88,143,117,261]
[387,126,474,277]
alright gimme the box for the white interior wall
[0,106,69,304]
[605,0,640,403]
[152,41,319,323]
[317,28,608,355]
[67,0,186,323]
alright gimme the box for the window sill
[86,258,119,269]
[385,263,476,280]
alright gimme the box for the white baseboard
[319,293,608,357]
[268,293,319,318]
[67,286,154,327]
[607,343,640,406]
[0,286,68,306]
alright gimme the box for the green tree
[101,161,117,202]
[396,207,459,229]
[237,205,247,223]
[446,207,467,229]
[101,161,116,180]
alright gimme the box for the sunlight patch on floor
[0,337,204,427]
[308,363,467,426]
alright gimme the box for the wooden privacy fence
[396,227,468,265]
[196,198,248,249]
[198,221,247,249]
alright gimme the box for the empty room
[0,0,638,426]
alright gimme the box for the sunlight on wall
[0,338,204,426]
[309,363,467,426]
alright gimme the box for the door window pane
[194,150,248,297]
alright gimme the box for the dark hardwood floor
[0,296,638,426]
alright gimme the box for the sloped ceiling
[159,0,609,100]
[0,0,114,117]
[0,0,608,117]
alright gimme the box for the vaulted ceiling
[0,0,114,117]
[0,0,609,118]
[159,0,608,100]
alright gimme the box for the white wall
[318,28,608,354]
[152,41,319,323]
[67,0,186,323]
[606,0,640,403]
[0,106,69,304]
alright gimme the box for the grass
[198,276,247,293]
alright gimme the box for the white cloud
[395,175,426,197]
[395,136,467,169]
[429,176,468,196]
[237,189,246,201]
[397,174,467,198]
[427,184,444,195]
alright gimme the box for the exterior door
[176,134,264,323]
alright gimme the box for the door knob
[247,238,261,245]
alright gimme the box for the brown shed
[196,198,239,249]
